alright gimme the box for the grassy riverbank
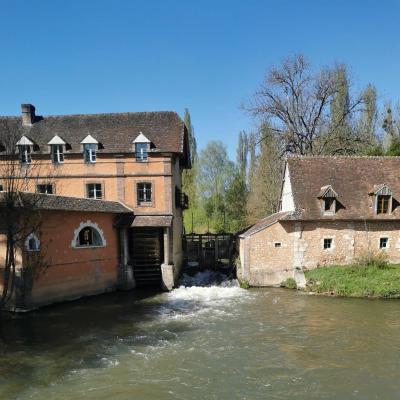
[304,263,400,298]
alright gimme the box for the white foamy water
[168,271,248,303]
[140,271,253,327]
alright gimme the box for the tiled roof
[113,213,173,227]
[131,215,173,227]
[0,192,133,214]
[287,156,400,220]
[0,110,188,158]
[239,211,292,237]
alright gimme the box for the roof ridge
[286,155,400,159]
[0,110,180,119]
[41,111,179,119]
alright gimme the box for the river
[1,271,400,399]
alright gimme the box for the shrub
[239,279,250,289]
[281,277,297,289]
[354,250,389,270]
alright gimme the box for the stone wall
[241,219,400,286]
[296,220,400,269]
[243,222,295,286]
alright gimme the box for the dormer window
[48,135,66,164]
[84,144,97,163]
[16,136,34,165]
[324,197,335,213]
[373,184,392,215]
[81,135,98,164]
[135,143,148,161]
[377,195,391,214]
[52,145,64,163]
[19,145,31,164]
[133,132,151,162]
[318,185,338,215]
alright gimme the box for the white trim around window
[25,233,40,252]
[71,220,106,248]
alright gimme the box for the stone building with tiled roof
[0,104,190,310]
[239,156,400,287]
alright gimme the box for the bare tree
[0,121,54,308]
[246,54,365,155]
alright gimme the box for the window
[25,233,40,252]
[72,221,106,248]
[0,184,3,192]
[135,143,148,162]
[319,186,338,215]
[36,184,53,194]
[324,197,336,213]
[137,182,152,204]
[51,144,64,164]
[77,227,103,247]
[377,195,390,214]
[86,183,103,199]
[323,238,332,249]
[274,242,282,248]
[380,237,388,249]
[84,143,97,163]
[19,145,31,164]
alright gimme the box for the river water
[1,271,400,399]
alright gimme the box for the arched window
[26,233,40,252]
[77,226,103,246]
[72,221,106,248]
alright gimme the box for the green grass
[305,263,400,298]
[281,277,297,289]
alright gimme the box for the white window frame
[137,182,152,204]
[84,144,97,163]
[135,143,149,162]
[19,145,32,164]
[52,144,64,164]
[86,183,103,199]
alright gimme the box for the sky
[1,0,400,159]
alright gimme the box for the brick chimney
[21,104,36,126]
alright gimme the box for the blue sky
[1,0,400,159]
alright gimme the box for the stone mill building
[0,104,190,310]
[239,156,400,286]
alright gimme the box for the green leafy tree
[246,124,283,224]
[224,132,250,232]
[236,131,248,176]
[382,104,398,151]
[360,84,378,145]
[182,109,200,232]
[197,141,234,232]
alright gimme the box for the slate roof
[239,211,292,237]
[286,156,400,220]
[131,215,173,227]
[0,109,188,160]
[0,192,133,214]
